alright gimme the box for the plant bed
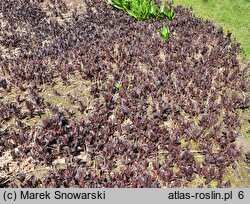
[0,0,249,187]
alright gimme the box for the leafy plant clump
[107,0,175,21]
[108,0,174,41]
[115,82,123,90]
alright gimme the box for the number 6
[238,191,244,199]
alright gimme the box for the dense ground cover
[0,0,249,187]
[175,0,250,177]
[174,0,250,60]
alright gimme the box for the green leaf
[150,4,158,17]
[115,82,123,90]
[125,8,140,20]
[161,26,170,41]
[159,4,165,13]
[163,7,175,20]
[108,0,123,10]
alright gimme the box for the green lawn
[174,0,250,60]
